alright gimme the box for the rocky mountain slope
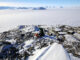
[0,25,80,60]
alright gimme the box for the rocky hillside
[0,25,80,60]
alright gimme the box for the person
[34,33,39,38]
[39,28,45,37]
[34,28,45,39]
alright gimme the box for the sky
[0,0,80,7]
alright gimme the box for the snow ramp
[37,43,72,60]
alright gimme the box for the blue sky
[0,0,80,7]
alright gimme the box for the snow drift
[29,43,72,60]
[38,43,71,60]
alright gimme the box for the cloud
[0,2,27,7]
[0,2,47,7]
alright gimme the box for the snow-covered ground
[32,43,71,60]
[0,8,80,32]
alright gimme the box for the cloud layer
[0,2,47,7]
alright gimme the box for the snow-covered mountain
[0,25,80,60]
[0,6,47,10]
